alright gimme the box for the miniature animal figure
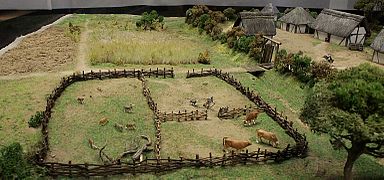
[244,109,264,126]
[323,54,334,63]
[223,137,252,153]
[203,96,215,109]
[218,106,229,117]
[88,138,98,149]
[190,99,197,107]
[114,123,125,132]
[126,123,136,130]
[77,96,85,104]
[96,87,103,92]
[256,129,279,147]
[99,117,109,126]
[124,104,134,113]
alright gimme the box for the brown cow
[77,96,85,104]
[256,129,279,147]
[88,138,98,150]
[223,137,252,153]
[99,117,109,126]
[244,109,264,126]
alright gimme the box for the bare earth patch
[0,27,77,76]
[274,29,381,69]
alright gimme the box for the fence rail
[157,109,208,122]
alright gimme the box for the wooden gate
[261,44,274,63]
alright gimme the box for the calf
[223,137,252,153]
[114,123,124,132]
[190,99,197,107]
[126,123,136,130]
[88,138,98,150]
[244,109,264,126]
[124,104,134,113]
[256,129,279,147]
[99,117,109,126]
[77,96,85,104]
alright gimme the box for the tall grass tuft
[88,30,205,65]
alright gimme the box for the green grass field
[0,14,383,179]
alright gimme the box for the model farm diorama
[0,2,383,180]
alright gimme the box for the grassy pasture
[47,78,155,163]
[148,76,295,158]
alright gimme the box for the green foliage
[301,64,384,179]
[223,8,237,20]
[354,0,383,11]
[28,111,44,128]
[275,50,335,85]
[0,143,28,179]
[233,36,255,53]
[136,10,164,31]
[198,50,211,64]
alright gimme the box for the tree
[301,64,384,180]
[354,0,384,30]
[0,143,28,178]
[223,8,237,20]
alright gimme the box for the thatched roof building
[278,7,314,33]
[311,9,366,38]
[261,3,280,15]
[371,27,384,64]
[279,7,314,25]
[371,28,384,53]
[233,12,276,37]
[311,9,368,47]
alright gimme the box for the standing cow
[256,129,279,147]
[244,109,264,126]
[223,137,252,153]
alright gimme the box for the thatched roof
[234,12,276,36]
[261,3,280,15]
[279,7,315,25]
[371,28,384,53]
[310,9,366,37]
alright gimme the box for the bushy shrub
[248,34,265,61]
[210,26,223,40]
[234,36,255,53]
[291,54,312,82]
[136,10,164,31]
[0,143,28,179]
[198,50,211,64]
[185,5,210,25]
[28,111,44,128]
[311,61,335,80]
[223,8,237,20]
[208,10,226,23]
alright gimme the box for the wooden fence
[34,68,309,177]
[186,68,308,150]
[40,143,303,177]
[33,68,174,164]
[217,105,257,119]
[156,109,208,122]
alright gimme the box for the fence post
[163,68,166,78]
[244,149,248,165]
[221,153,226,167]
[84,163,89,178]
[205,110,208,120]
[256,148,260,160]
[171,67,174,78]
[149,68,151,78]
[82,71,85,79]
[187,70,189,77]
[196,154,200,168]
[209,152,213,168]
[69,161,72,177]
[184,110,187,121]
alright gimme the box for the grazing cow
[99,117,109,126]
[126,123,136,130]
[256,129,279,147]
[223,137,252,153]
[77,96,85,104]
[244,109,264,126]
[96,87,103,92]
[203,96,215,109]
[218,106,229,118]
[124,104,134,113]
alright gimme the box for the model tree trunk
[343,142,365,180]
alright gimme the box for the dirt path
[274,29,381,69]
[76,21,90,71]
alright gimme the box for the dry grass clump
[88,30,205,65]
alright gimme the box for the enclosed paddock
[371,27,384,64]
[278,7,314,34]
[311,9,368,48]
